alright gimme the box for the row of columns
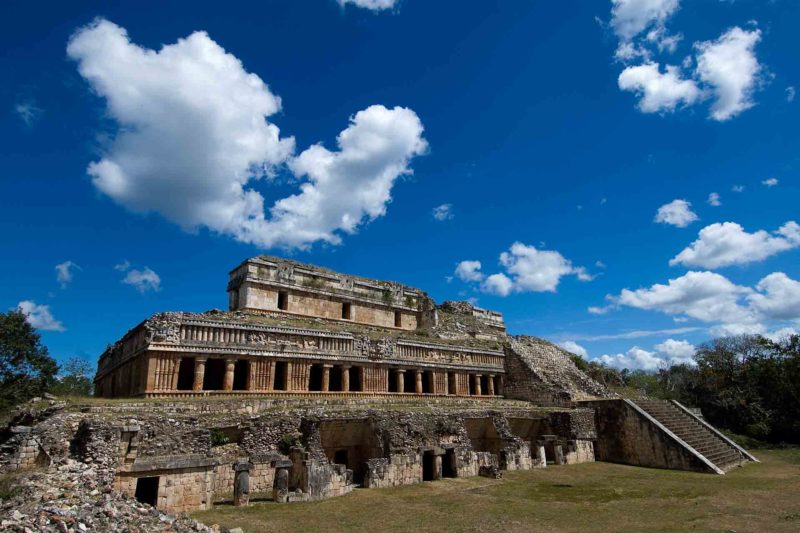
[176,355,502,395]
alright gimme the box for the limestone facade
[95,256,510,399]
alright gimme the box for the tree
[52,357,94,397]
[0,310,59,410]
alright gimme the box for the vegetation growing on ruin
[194,448,800,533]
[279,433,302,454]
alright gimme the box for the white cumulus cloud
[338,0,397,11]
[68,19,425,250]
[598,346,665,371]
[762,177,779,187]
[747,272,800,322]
[653,338,696,364]
[707,192,721,206]
[16,301,65,332]
[618,63,701,113]
[454,260,484,283]
[55,261,81,288]
[695,26,762,121]
[122,267,161,293]
[654,199,698,227]
[482,273,514,297]
[558,341,589,359]
[670,221,800,269]
[610,0,680,42]
[616,270,754,323]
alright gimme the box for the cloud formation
[597,338,696,370]
[618,63,701,113]
[558,340,588,358]
[606,2,765,122]
[610,0,680,42]
[455,260,484,283]
[68,19,425,250]
[654,199,698,227]
[695,27,762,121]
[16,301,65,332]
[338,0,397,11]
[432,203,454,221]
[670,221,800,269]
[121,267,162,293]
[604,270,800,334]
[55,261,80,288]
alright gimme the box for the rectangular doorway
[134,476,159,507]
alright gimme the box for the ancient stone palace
[94,255,510,399]
[0,256,755,520]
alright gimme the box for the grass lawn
[193,449,800,532]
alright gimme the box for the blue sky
[2,0,799,372]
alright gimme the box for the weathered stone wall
[115,463,215,513]
[364,452,422,488]
[565,439,595,464]
[583,399,715,473]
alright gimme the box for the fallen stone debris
[0,458,215,532]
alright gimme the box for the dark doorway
[442,449,457,478]
[177,357,195,390]
[342,302,352,320]
[277,291,288,311]
[422,451,436,481]
[203,359,225,390]
[334,449,349,466]
[233,360,249,390]
[273,361,287,390]
[404,370,415,393]
[468,374,476,395]
[388,370,399,393]
[349,367,362,392]
[480,375,489,395]
[134,476,159,507]
[422,371,434,394]
[448,373,457,395]
[309,364,324,392]
[330,366,343,392]
[394,310,402,328]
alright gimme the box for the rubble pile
[0,459,214,532]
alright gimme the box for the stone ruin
[0,255,757,529]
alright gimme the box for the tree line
[0,310,93,413]
[571,333,800,445]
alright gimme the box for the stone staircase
[634,399,755,472]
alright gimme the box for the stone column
[496,375,504,396]
[322,365,332,392]
[415,370,423,394]
[534,442,547,468]
[474,374,482,396]
[233,461,252,506]
[285,362,293,391]
[245,359,253,391]
[434,455,443,480]
[193,358,207,391]
[487,375,495,396]
[274,467,290,503]
[223,359,236,391]
[554,444,565,465]
[396,369,405,393]
[342,365,351,392]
